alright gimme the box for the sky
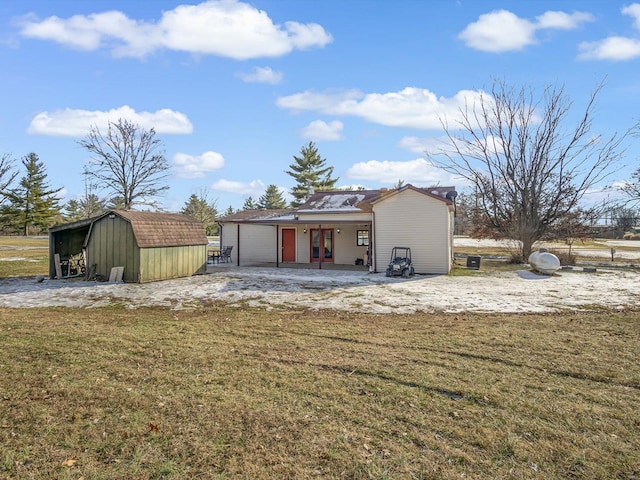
[1,0,639,212]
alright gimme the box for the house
[49,210,208,283]
[218,184,456,274]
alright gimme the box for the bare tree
[0,153,18,206]
[429,79,638,258]
[78,118,170,210]
[622,160,640,205]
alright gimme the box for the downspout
[276,225,279,268]
[371,211,377,273]
[237,224,240,266]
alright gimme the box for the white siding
[220,223,277,264]
[373,190,452,274]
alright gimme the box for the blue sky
[1,0,639,211]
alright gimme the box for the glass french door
[310,228,334,262]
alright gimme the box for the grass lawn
[1,306,639,479]
[0,237,48,278]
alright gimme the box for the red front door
[282,228,296,262]
[310,228,334,263]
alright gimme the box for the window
[357,229,369,246]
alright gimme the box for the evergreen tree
[2,153,62,235]
[181,190,219,235]
[243,196,258,210]
[223,205,236,217]
[258,184,287,209]
[63,193,107,222]
[285,141,339,207]
[106,196,127,210]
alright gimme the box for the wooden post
[54,254,63,279]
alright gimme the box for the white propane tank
[535,252,561,275]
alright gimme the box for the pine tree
[2,153,63,235]
[285,141,339,207]
[258,184,287,209]
[243,196,258,210]
[223,205,236,216]
[181,190,219,235]
[64,193,107,222]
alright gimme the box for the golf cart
[385,247,414,278]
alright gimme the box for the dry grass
[0,237,48,278]
[1,306,639,479]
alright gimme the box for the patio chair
[219,245,233,263]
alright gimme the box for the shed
[49,210,208,283]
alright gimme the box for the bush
[508,252,525,264]
[548,249,576,266]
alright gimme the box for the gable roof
[111,210,208,248]
[370,185,454,206]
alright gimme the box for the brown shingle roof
[112,210,208,248]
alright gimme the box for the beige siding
[373,190,451,274]
[333,224,369,265]
[220,223,277,265]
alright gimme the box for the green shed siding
[86,215,140,282]
[139,245,206,283]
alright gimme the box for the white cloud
[210,178,265,196]
[172,151,225,179]
[458,9,592,52]
[346,158,462,186]
[28,105,193,137]
[623,3,640,29]
[17,0,333,60]
[578,4,640,61]
[301,120,344,141]
[535,11,594,30]
[237,66,283,84]
[277,87,486,130]
[578,36,640,61]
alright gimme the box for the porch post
[318,224,322,269]
[276,225,279,268]
[237,224,240,266]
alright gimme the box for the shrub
[508,252,525,264]
[548,249,577,266]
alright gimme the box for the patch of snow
[298,193,366,212]
[0,266,637,314]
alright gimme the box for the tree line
[0,120,338,236]
[1,80,639,258]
